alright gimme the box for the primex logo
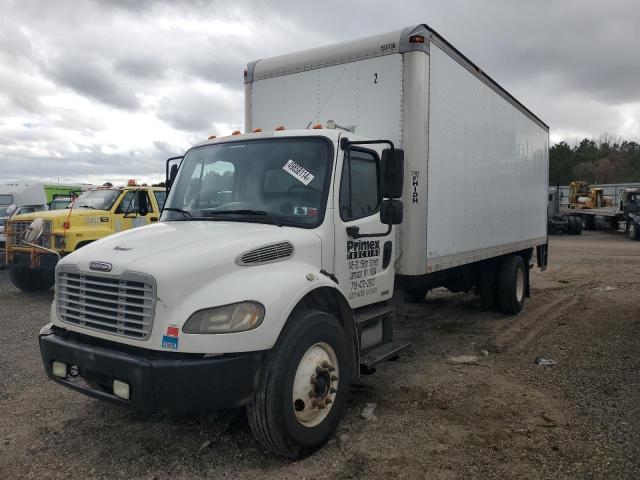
[89,261,113,272]
[347,240,380,259]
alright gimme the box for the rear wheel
[629,222,640,241]
[9,267,54,292]
[574,216,582,235]
[567,216,576,235]
[497,255,526,315]
[247,310,352,459]
[582,215,595,231]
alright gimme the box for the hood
[60,220,322,278]
[11,208,110,223]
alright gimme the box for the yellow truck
[4,185,166,292]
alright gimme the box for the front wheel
[9,267,54,292]
[247,310,352,459]
[629,222,640,241]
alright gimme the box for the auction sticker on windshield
[283,159,315,185]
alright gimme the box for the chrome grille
[236,241,294,266]
[57,268,156,340]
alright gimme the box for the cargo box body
[245,24,549,277]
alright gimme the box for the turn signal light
[232,130,241,135]
[208,135,217,140]
[252,128,262,133]
[127,179,137,186]
[275,125,285,131]
[409,35,425,43]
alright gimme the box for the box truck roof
[246,23,548,131]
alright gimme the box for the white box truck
[38,24,549,458]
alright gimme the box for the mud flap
[536,243,548,272]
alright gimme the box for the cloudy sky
[0,0,638,185]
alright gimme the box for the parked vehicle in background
[1,181,50,270]
[4,184,165,291]
[38,24,548,458]
[547,188,582,235]
[621,187,640,240]
[48,196,74,211]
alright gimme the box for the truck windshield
[163,138,333,228]
[74,189,121,210]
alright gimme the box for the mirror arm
[21,240,61,261]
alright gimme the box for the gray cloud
[0,0,639,184]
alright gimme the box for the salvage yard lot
[1,231,639,479]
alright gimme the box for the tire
[406,287,429,303]
[247,310,353,459]
[582,215,595,231]
[630,222,640,241]
[567,216,576,235]
[9,267,54,292]
[497,255,526,315]
[574,217,582,235]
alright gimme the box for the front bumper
[39,325,264,414]
[8,251,59,272]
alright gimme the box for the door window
[339,149,381,221]
[153,190,167,210]
[115,191,152,214]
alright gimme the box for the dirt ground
[1,230,639,479]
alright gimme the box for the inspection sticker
[162,325,180,350]
[162,336,178,349]
[283,159,315,185]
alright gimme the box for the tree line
[549,134,640,185]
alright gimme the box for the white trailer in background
[39,24,549,459]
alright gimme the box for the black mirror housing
[166,156,183,191]
[380,199,403,225]
[137,190,149,216]
[380,148,404,198]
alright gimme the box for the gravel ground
[1,230,639,479]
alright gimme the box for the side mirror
[166,156,183,191]
[23,218,45,244]
[380,148,404,198]
[380,199,403,225]
[169,164,179,188]
[137,190,149,216]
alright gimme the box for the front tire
[9,267,54,292]
[629,222,640,241]
[247,310,352,459]
[497,255,526,315]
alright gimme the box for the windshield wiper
[206,210,282,227]
[163,207,193,218]
[77,204,96,209]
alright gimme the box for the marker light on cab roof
[275,125,285,131]
[232,130,241,135]
[252,128,263,133]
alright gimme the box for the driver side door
[333,143,395,308]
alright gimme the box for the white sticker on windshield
[283,159,315,186]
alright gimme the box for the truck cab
[5,185,165,291]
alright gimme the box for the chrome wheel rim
[292,342,339,428]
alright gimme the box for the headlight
[183,302,265,334]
